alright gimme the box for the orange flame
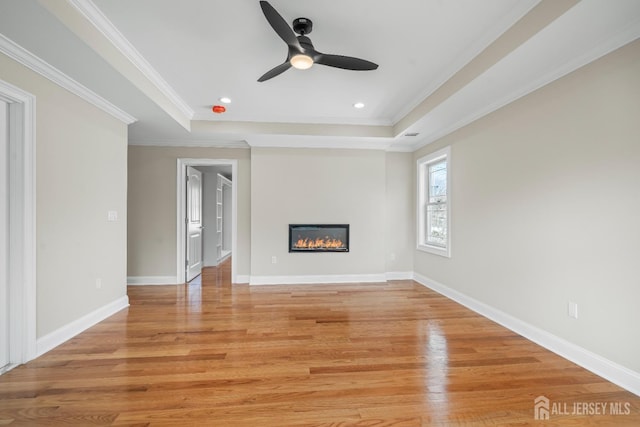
[294,236,345,249]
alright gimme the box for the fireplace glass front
[289,224,349,253]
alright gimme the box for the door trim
[0,79,37,370]
[176,159,238,284]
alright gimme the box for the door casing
[0,79,36,372]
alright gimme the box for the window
[417,146,451,257]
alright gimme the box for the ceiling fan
[257,1,379,82]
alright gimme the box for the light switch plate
[568,301,578,319]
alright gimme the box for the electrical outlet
[107,210,118,221]
[568,301,578,319]
[271,256,277,264]
[390,252,396,261]
[96,278,102,289]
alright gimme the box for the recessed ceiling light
[219,97,232,104]
[353,102,365,109]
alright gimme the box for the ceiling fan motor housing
[293,17,313,35]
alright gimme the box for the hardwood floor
[1,260,639,426]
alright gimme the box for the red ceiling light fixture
[212,105,226,114]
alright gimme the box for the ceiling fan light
[290,54,314,70]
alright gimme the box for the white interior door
[186,166,203,282]
[0,99,9,370]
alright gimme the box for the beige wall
[0,52,128,338]
[413,40,640,372]
[250,148,387,278]
[127,145,251,278]
[385,152,414,274]
[129,146,414,282]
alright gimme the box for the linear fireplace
[289,224,349,253]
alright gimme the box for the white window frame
[417,146,451,258]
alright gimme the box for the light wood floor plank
[1,259,639,426]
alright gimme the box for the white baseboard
[128,272,409,285]
[413,272,640,397]
[127,276,177,285]
[36,295,129,357]
[235,274,250,284]
[219,251,232,263]
[250,273,387,286]
[30,269,640,396]
[386,271,414,281]
[204,252,232,269]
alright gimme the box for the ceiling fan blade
[260,1,302,50]
[258,61,292,82]
[315,54,378,71]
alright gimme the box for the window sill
[417,243,450,258]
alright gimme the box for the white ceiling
[1,0,639,151]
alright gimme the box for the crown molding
[386,143,416,153]
[67,0,194,120]
[246,134,393,151]
[191,111,393,127]
[129,138,250,149]
[409,9,640,153]
[390,0,541,126]
[0,33,136,124]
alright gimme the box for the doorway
[0,79,36,373]
[176,159,238,284]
